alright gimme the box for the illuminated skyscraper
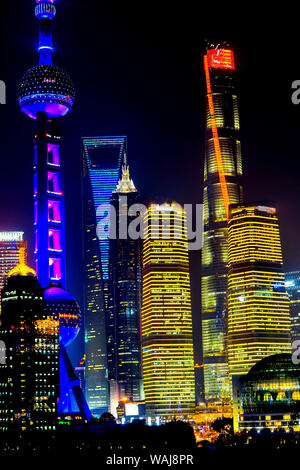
[82,136,125,413]
[17,0,90,419]
[201,45,243,400]
[0,245,59,432]
[141,203,195,417]
[227,203,291,377]
[107,163,143,414]
[285,271,300,344]
[0,232,23,295]
[75,355,87,396]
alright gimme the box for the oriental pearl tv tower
[17,0,91,420]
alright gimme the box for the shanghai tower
[201,44,243,400]
[17,0,91,419]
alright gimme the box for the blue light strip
[35,1,56,65]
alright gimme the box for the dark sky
[0,1,299,365]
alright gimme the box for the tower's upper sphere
[44,284,81,348]
[17,65,75,119]
[35,2,56,20]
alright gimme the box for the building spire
[8,242,36,277]
[114,163,137,194]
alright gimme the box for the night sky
[0,1,299,365]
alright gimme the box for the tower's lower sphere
[17,65,75,119]
[44,284,81,348]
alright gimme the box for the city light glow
[207,48,235,70]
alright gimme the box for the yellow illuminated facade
[236,354,300,433]
[228,204,291,379]
[201,46,243,400]
[141,203,195,417]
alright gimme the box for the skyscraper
[107,163,143,414]
[141,203,195,417]
[0,245,59,432]
[17,0,89,419]
[227,203,291,377]
[201,45,243,400]
[82,136,125,413]
[0,232,23,295]
[285,271,300,344]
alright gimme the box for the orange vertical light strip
[204,54,230,221]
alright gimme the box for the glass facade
[285,271,300,344]
[82,136,125,413]
[201,46,243,400]
[0,256,59,432]
[0,232,23,310]
[34,115,66,288]
[141,203,195,417]
[228,204,291,377]
[238,354,300,432]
